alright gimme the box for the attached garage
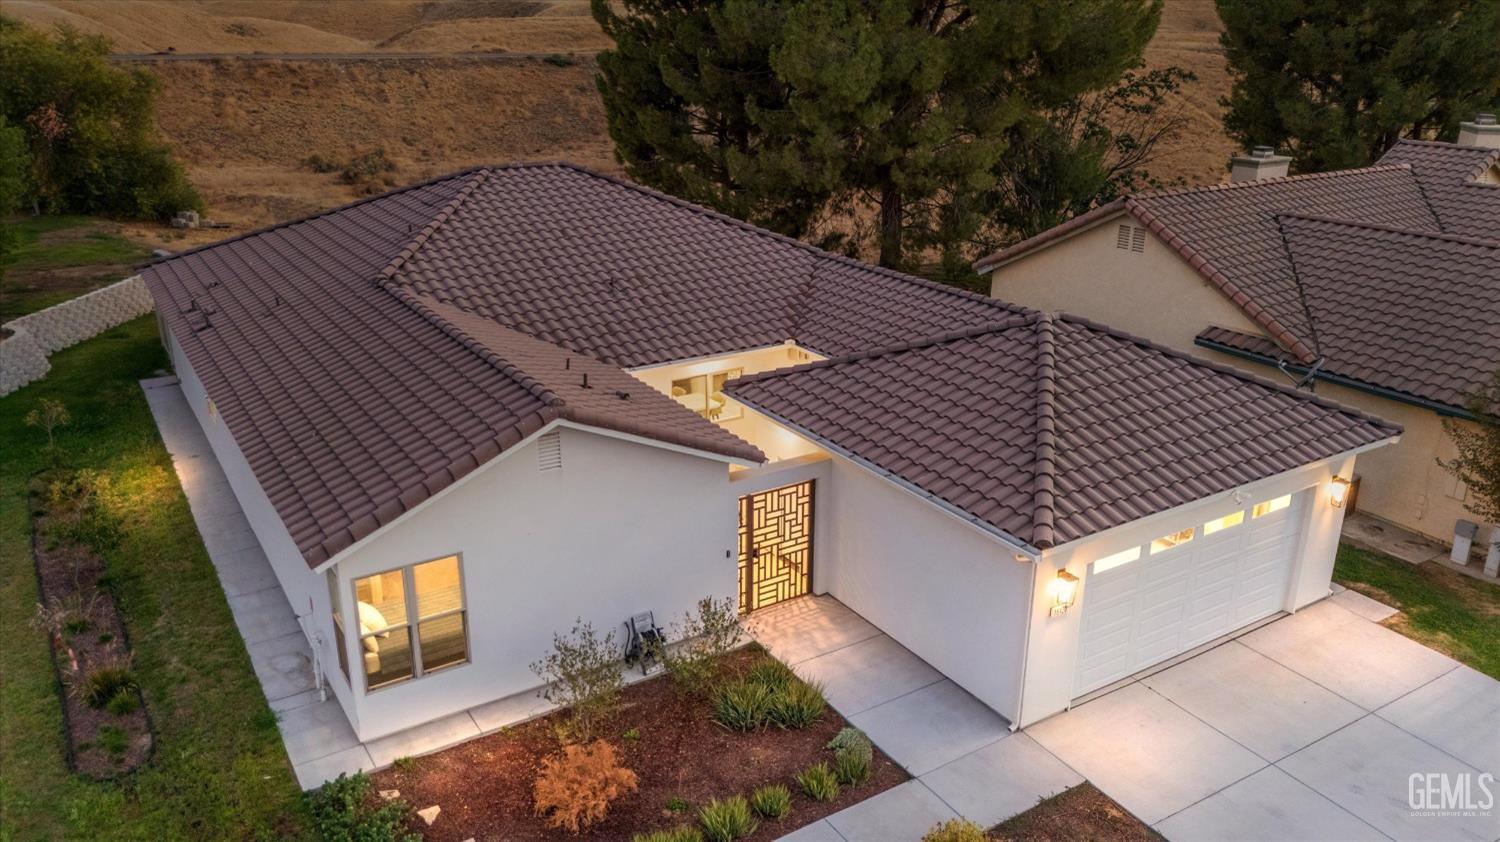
[1075,490,1306,695]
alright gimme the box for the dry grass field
[9,0,1235,252]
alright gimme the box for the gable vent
[1116,224,1146,253]
[537,430,563,472]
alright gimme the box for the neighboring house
[142,162,1397,745]
[977,117,1500,546]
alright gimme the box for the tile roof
[144,163,1022,567]
[1199,216,1500,412]
[1376,140,1500,240]
[725,313,1400,551]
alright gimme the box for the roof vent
[1458,113,1500,150]
[1115,224,1146,253]
[537,430,562,472]
[1230,145,1292,182]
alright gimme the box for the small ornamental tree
[25,397,70,453]
[660,595,743,694]
[1439,369,1500,524]
[531,619,623,742]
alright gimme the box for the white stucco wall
[167,329,360,723]
[1017,453,1362,727]
[334,424,739,741]
[819,455,1033,723]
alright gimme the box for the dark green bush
[698,795,756,842]
[750,783,791,819]
[306,772,419,842]
[796,762,840,802]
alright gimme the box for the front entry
[738,480,814,613]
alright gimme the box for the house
[142,162,1398,745]
[976,116,1500,548]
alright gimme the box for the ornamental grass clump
[712,678,773,731]
[633,826,704,842]
[796,762,840,802]
[533,740,639,833]
[750,783,791,819]
[767,675,826,729]
[829,728,872,785]
[698,795,757,841]
[922,818,987,842]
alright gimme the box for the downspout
[1010,557,1038,731]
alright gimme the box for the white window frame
[350,553,470,692]
[671,366,745,421]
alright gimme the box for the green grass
[1335,542,1500,679]
[0,316,308,839]
[1,216,152,321]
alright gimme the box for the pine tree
[593,0,1162,269]
[1217,0,1500,173]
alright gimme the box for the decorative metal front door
[738,480,814,613]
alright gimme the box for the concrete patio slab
[1377,665,1500,774]
[1279,715,1496,841]
[293,743,375,791]
[1330,588,1400,622]
[246,628,317,702]
[277,698,363,766]
[1239,599,1458,709]
[1155,765,1385,841]
[795,634,943,716]
[824,780,957,842]
[366,710,482,767]
[226,586,300,646]
[850,680,1009,777]
[776,819,844,841]
[1027,683,1265,825]
[918,733,1082,828]
[194,510,262,555]
[748,595,881,666]
[1341,511,1447,565]
[211,545,281,597]
[1141,641,1363,761]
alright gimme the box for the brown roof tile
[726,313,1399,550]
[1376,140,1500,240]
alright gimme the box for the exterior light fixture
[1048,569,1080,616]
[1329,476,1351,508]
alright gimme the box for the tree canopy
[593,0,1166,270]
[1217,0,1500,173]
[0,17,200,221]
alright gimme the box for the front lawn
[1334,542,1500,679]
[1,215,152,321]
[0,316,307,838]
[371,646,905,841]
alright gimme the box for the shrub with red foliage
[532,740,639,833]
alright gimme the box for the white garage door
[1074,490,1307,695]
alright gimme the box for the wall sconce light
[1048,569,1079,616]
[1329,476,1351,509]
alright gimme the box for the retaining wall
[0,276,153,397]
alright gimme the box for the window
[1151,527,1195,554]
[670,367,744,421]
[1093,545,1141,574]
[1203,510,1245,535]
[352,555,468,690]
[1252,495,1291,518]
[327,570,350,684]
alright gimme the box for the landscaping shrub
[745,658,796,692]
[825,726,866,754]
[96,725,127,755]
[79,665,137,710]
[922,818,987,842]
[829,728,872,785]
[634,826,704,842]
[532,740,639,833]
[662,596,744,695]
[531,619,624,742]
[104,689,139,716]
[750,783,791,819]
[698,795,757,842]
[796,762,840,802]
[45,469,122,552]
[712,678,773,731]
[339,148,397,194]
[767,676,826,729]
[306,772,418,842]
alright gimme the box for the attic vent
[1115,224,1146,253]
[537,431,563,472]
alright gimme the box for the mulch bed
[373,648,907,840]
[28,472,153,779]
[990,783,1162,841]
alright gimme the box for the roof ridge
[1054,313,1403,435]
[1130,163,1414,201]
[1275,212,1500,248]
[1123,197,1319,364]
[727,313,1039,389]
[1031,313,1060,549]
[378,168,489,283]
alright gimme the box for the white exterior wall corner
[164,329,357,720]
[986,220,1264,352]
[821,454,1031,722]
[1015,453,1364,728]
[337,425,738,741]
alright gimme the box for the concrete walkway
[750,597,1082,841]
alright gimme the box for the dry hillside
[9,0,1235,251]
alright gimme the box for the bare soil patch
[990,783,1163,841]
[28,471,153,779]
[373,648,906,841]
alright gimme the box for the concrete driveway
[1029,589,1500,841]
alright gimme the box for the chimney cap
[1473,112,1497,126]
[1250,145,1277,158]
